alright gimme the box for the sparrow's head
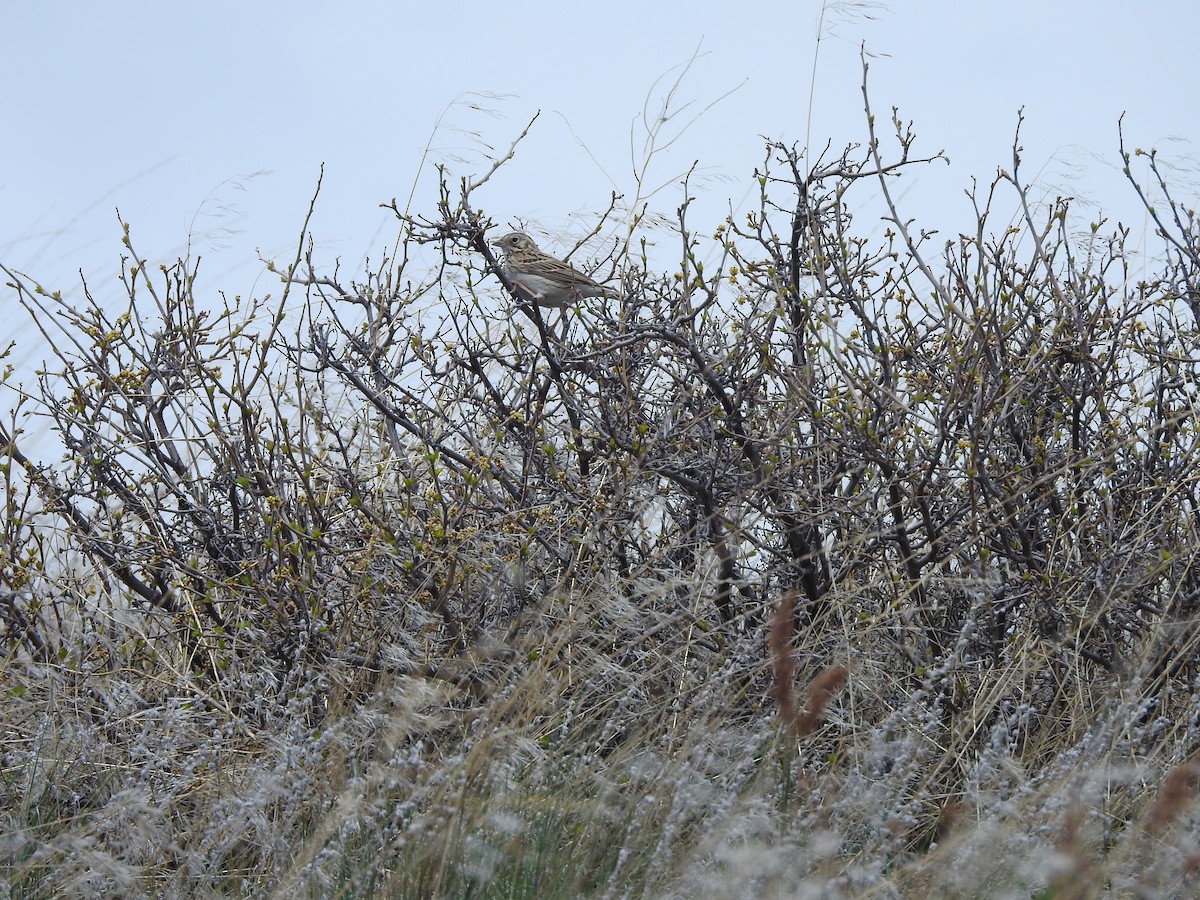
[492,232,540,255]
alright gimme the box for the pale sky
[3,1,1198,386]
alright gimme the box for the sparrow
[491,232,620,309]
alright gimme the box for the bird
[491,232,620,309]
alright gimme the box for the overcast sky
[3,1,1198,389]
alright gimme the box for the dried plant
[3,55,1200,899]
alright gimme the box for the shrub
[3,69,1200,898]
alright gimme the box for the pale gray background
[3,1,1197,387]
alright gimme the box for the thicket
[3,70,1200,897]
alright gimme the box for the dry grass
[4,563,1200,898]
